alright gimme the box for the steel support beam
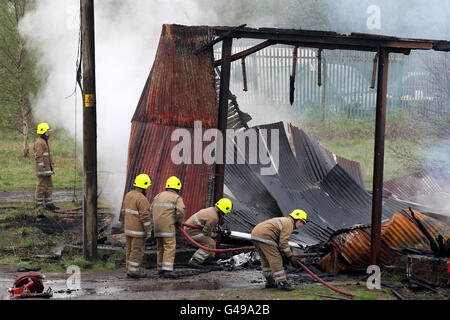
[214,37,232,203]
[213,37,232,259]
[214,40,274,67]
[370,47,389,267]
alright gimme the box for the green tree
[0,0,39,157]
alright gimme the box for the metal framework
[209,25,450,266]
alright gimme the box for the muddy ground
[0,264,381,300]
[0,189,83,203]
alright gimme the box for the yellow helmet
[133,174,151,190]
[215,198,233,214]
[289,209,308,224]
[166,176,182,191]
[37,123,51,134]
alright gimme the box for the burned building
[122,24,450,274]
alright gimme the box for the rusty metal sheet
[124,121,214,220]
[132,24,218,129]
[123,25,220,222]
[321,210,450,273]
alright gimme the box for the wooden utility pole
[370,48,389,267]
[80,0,98,261]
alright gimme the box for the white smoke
[19,0,218,214]
[328,0,450,40]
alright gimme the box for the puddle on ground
[125,278,222,292]
[43,278,125,298]
[0,190,82,203]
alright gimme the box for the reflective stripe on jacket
[33,136,54,177]
[122,188,153,238]
[250,217,295,258]
[184,207,219,238]
[151,190,185,238]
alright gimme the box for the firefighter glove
[289,256,298,267]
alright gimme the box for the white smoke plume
[19,0,218,213]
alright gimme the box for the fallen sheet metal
[288,124,365,188]
[223,121,413,248]
[384,166,450,216]
[320,209,450,273]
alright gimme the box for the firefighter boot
[277,281,294,291]
[127,272,147,279]
[265,277,277,289]
[188,257,205,269]
[45,203,60,211]
[160,270,177,278]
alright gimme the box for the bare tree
[0,0,38,157]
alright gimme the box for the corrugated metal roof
[123,25,218,221]
[124,121,214,220]
[256,122,315,192]
[132,24,218,129]
[288,124,334,183]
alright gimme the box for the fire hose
[295,260,356,297]
[178,224,255,253]
[178,223,356,297]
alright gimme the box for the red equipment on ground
[8,272,52,299]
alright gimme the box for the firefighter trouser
[35,176,53,206]
[126,236,146,275]
[188,232,215,263]
[156,237,176,272]
[253,241,287,283]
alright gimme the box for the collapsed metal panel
[384,166,450,201]
[320,210,450,273]
[222,121,419,247]
[288,124,366,188]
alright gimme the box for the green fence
[215,44,448,122]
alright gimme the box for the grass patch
[212,283,395,300]
[0,129,82,191]
[317,138,420,189]
[16,227,40,236]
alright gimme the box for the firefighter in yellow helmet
[184,198,233,268]
[150,176,185,278]
[122,173,153,278]
[33,123,59,214]
[251,209,308,291]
